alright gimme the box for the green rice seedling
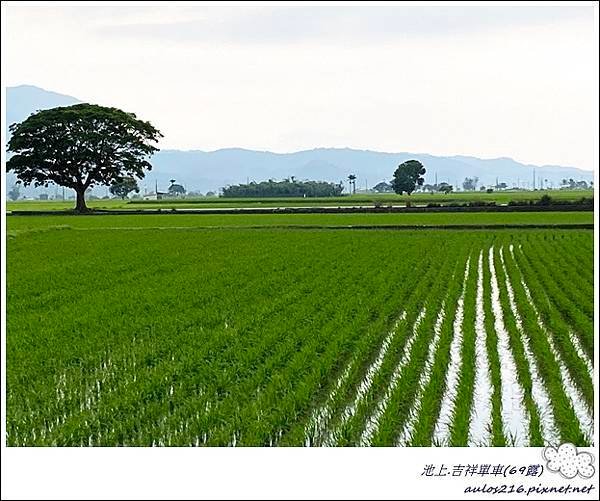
[447,248,479,445]
[481,247,506,447]
[492,245,543,446]
[511,243,594,409]
[502,244,590,445]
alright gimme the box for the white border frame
[1,2,598,499]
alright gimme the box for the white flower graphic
[543,443,595,479]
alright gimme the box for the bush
[538,194,552,206]
[468,200,497,207]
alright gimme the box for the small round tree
[8,184,21,201]
[109,176,140,200]
[7,104,162,213]
[391,160,426,196]
[168,183,186,196]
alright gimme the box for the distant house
[143,181,168,200]
[143,191,167,201]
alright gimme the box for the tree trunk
[75,187,88,213]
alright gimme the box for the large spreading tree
[7,104,162,212]
[391,159,426,195]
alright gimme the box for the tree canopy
[462,176,479,191]
[437,182,453,194]
[109,176,140,199]
[7,103,162,212]
[168,183,186,196]
[390,160,426,195]
[372,181,393,193]
[221,178,343,198]
[8,185,20,201]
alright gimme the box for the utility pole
[533,168,536,190]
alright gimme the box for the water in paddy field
[6,229,594,447]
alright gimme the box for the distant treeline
[426,195,593,208]
[222,179,344,198]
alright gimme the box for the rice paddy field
[6,189,594,211]
[5,210,594,447]
[5,210,594,234]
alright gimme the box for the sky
[2,3,598,170]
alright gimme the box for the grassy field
[5,211,594,234]
[6,189,594,211]
[6,219,594,446]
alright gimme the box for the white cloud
[2,4,597,170]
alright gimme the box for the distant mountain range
[6,85,81,138]
[5,85,594,197]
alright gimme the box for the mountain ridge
[5,85,593,196]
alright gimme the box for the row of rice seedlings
[6,230,374,444]
[498,245,561,444]
[446,250,479,446]
[169,236,417,446]
[494,244,548,446]
[526,235,594,323]
[552,233,595,290]
[518,239,593,356]
[340,257,458,446]
[99,290,315,446]
[282,238,443,446]
[502,244,591,445]
[294,239,444,446]
[400,242,476,446]
[430,254,473,445]
[320,242,454,446]
[234,295,400,446]
[535,239,594,321]
[495,247,555,446]
[216,237,441,446]
[206,312,344,445]
[467,250,494,446]
[193,258,393,446]
[480,247,506,446]
[396,299,448,445]
[8,230,318,442]
[402,246,477,445]
[287,309,406,447]
[507,244,593,382]
[7,229,593,446]
[51,276,319,446]
[512,245,594,405]
[488,245,531,446]
[134,234,421,445]
[364,243,468,446]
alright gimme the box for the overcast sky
[3,3,598,170]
